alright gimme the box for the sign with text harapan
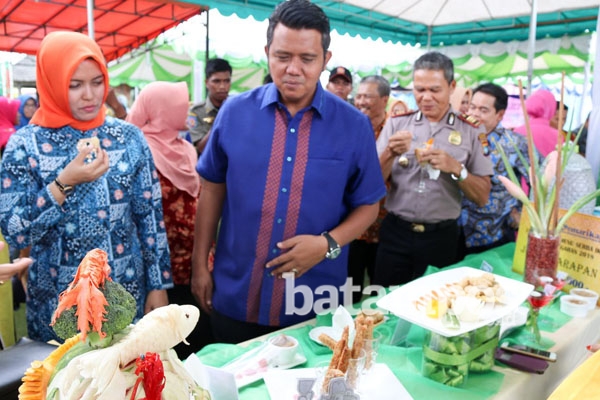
[513,209,600,292]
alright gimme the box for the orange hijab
[30,31,108,130]
[126,82,200,197]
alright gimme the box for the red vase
[525,232,561,285]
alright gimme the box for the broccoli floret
[52,279,137,343]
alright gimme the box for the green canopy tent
[107,41,269,100]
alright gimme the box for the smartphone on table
[494,348,550,374]
[500,342,557,362]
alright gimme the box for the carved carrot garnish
[50,249,112,340]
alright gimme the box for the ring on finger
[291,268,298,275]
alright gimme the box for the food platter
[376,267,534,337]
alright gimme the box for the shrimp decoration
[129,353,166,400]
[50,249,112,341]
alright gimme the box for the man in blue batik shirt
[190,0,386,344]
[459,83,536,257]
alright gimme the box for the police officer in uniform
[187,58,232,155]
[374,52,493,286]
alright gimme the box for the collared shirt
[0,118,172,342]
[187,97,219,145]
[358,118,388,243]
[376,108,493,223]
[460,126,533,248]
[197,83,386,327]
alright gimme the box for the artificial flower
[495,82,600,238]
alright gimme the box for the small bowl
[569,288,599,310]
[267,334,299,366]
[560,295,589,317]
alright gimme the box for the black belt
[389,213,456,233]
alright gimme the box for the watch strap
[451,164,468,182]
[54,178,74,195]
[321,231,341,259]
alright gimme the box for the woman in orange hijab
[0,31,172,343]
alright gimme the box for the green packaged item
[422,320,500,386]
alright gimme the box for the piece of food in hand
[415,138,434,164]
[77,136,100,163]
[76,136,100,152]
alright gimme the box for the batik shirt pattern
[0,117,172,342]
[460,126,532,248]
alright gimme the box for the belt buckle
[411,223,425,233]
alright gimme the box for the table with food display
[4,243,600,400]
[193,243,600,400]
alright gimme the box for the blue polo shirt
[197,83,386,327]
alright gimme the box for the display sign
[513,209,600,292]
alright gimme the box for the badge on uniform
[478,133,490,156]
[203,116,215,124]
[449,130,462,146]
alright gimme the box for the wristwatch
[54,177,74,195]
[321,231,341,260]
[451,164,468,182]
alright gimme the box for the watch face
[327,247,342,259]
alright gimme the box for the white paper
[263,363,413,400]
[425,164,440,180]
[184,353,239,400]
[309,306,356,346]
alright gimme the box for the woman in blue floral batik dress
[0,31,172,343]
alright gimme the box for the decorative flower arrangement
[524,274,566,344]
[496,80,600,238]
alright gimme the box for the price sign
[513,209,600,292]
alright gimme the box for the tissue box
[422,321,500,387]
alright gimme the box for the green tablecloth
[196,243,570,399]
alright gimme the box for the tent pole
[587,7,600,183]
[205,9,210,70]
[427,26,432,50]
[526,0,538,97]
[87,0,95,40]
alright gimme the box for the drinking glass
[363,331,382,372]
[414,141,433,193]
[524,290,553,345]
[346,349,366,391]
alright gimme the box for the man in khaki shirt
[374,52,493,286]
[187,58,232,155]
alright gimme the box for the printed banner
[513,209,600,292]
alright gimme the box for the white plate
[263,363,413,400]
[376,266,534,337]
[231,352,307,388]
[308,326,339,345]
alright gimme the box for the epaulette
[392,109,418,118]
[457,113,480,127]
